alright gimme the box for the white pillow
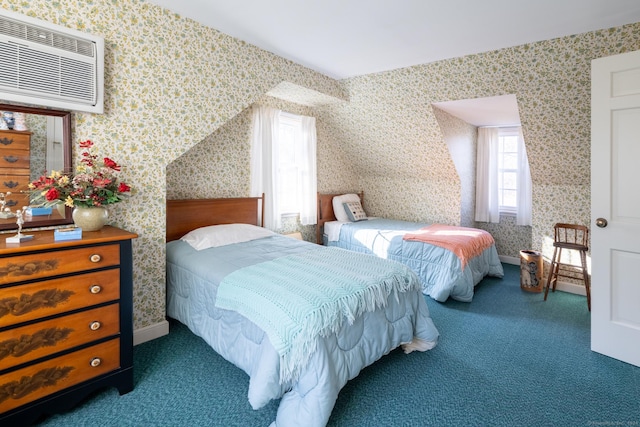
[332,194,361,222]
[181,223,275,250]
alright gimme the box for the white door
[591,49,640,367]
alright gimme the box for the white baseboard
[552,281,587,296]
[500,255,587,296]
[134,320,169,346]
[500,255,519,265]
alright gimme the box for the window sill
[280,212,299,219]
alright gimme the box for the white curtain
[250,106,317,229]
[475,127,500,223]
[475,126,532,226]
[298,116,317,225]
[516,129,533,226]
[250,105,280,229]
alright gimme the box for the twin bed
[317,193,504,302]
[165,196,440,427]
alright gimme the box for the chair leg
[544,247,559,301]
[580,249,591,311]
[552,248,562,292]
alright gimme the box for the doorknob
[595,218,608,228]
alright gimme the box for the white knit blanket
[215,246,420,383]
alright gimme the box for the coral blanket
[403,224,495,270]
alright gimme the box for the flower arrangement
[30,139,132,208]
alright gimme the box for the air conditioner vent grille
[0,41,96,104]
[61,58,95,100]
[0,17,24,39]
[0,9,103,113]
[0,42,17,87]
[0,15,94,58]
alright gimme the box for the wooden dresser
[0,129,31,209]
[0,226,137,426]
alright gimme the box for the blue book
[54,227,83,241]
[27,207,53,216]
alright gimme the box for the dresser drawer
[0,133,30,151]
[0,338,120,413]
[0,269,120,328]
[0,188,28,209]
[0,244,120,285]
[0,175,29,194]
[0,304,119,371]
[0,150,29,171]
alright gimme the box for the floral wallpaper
[168,20,640,309]
[432,107,476,227]
[0,0,345,335]
[314,23,640,268]
[27,114,47,181]
[2,0,639,336]
[166,94,320,241]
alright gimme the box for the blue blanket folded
[215,246,421,383]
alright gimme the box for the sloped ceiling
[433,95,521,127]
[146,0,640,79]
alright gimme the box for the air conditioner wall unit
[0,9,104,114]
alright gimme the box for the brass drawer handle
[90,254,102,263]
[2,181,19,188]
[90,321,101,331]
[90,357,102,367]
[0,137,13,146]
[90,284,102,294]
[3,155,19,163]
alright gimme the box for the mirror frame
[0,103,73,231]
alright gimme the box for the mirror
[0,103,72,231]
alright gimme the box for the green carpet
[36,264,640,426]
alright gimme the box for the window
[475,126,532,226]
[277,112,303,215]
[497,127,520,214]
[250,106,317,230]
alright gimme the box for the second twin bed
[317,192,504,302]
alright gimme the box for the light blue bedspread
[166,234,439,427]
[327,218,504,302]
[216,246,421,383]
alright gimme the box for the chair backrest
[553,223,589,248]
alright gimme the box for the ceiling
[433,95,521,127]
[146,0,640,80]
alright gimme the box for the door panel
[591,49,640,367]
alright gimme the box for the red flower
[30,139,132,208]
[103,157,121,171]
[45,187,60,201]
[92,178,112,188]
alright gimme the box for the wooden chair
[544,223,591,311]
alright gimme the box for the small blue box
[54,227,83,241]
[27,207,53,216]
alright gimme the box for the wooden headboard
[316,192,363,244]
[166,195,264,242]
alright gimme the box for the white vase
[72,206,108,231]
[55,203,67,218]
